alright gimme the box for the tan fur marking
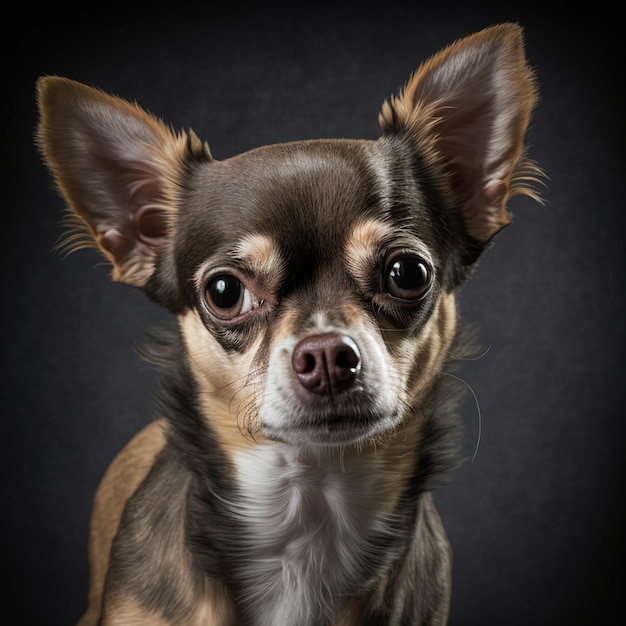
[270,307,301,342]
[101,581,236,626]
[179,311,271,458]
[234,233,284,282]
[77,420,166,626]
[100,596,170,626]
[369,294,457,511]
[344,218,396,285]
[404,293,457,401]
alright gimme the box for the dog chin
[259,411,397,447]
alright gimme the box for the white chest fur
[233,446,395,626]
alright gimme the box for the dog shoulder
[335,493,451,626]
[79,420,167,626]
[380,493,452,625]
[102,433,219,623]
[90,419,168,557]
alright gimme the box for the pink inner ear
[100,229,133,255]
[436,123,513,242]
[135,205,170,243]
[127,175,171,245]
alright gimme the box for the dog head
[37,24,540,454]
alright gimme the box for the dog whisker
[442,371,482,464]
[446,344,491,362]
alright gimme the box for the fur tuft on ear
[380,23,544,244]
[36,76,212,287]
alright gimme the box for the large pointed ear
[380,23,542,247]
[36,76,212,288]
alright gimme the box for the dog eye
[385,256,432,301]
[204,274,252,319]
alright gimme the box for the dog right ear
[36,76,211,289]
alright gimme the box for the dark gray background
[4,6,624,624]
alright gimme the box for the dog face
[37,24,540,454]
[171,138,462,449]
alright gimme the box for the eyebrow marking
[345,219,396,284]
[344,218,435,286]
[234,233,284,279]
[194,233,285,291]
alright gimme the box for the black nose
[291,333,361,395]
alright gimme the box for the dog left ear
[37,76,211,288]
[380,23,541,248]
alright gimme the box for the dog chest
[232,445,396,625]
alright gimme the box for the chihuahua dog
[37,23,540,626]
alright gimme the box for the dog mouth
[259,402,395,446]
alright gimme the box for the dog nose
[292,333,361,395]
